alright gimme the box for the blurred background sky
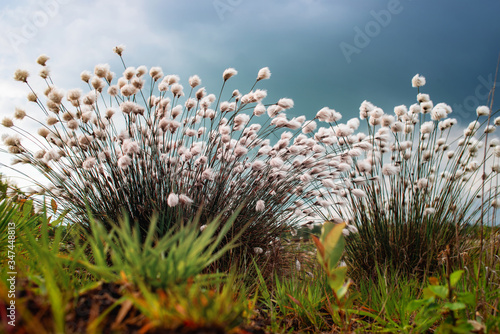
[0,0,499,184]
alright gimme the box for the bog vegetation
[0,47,499,333]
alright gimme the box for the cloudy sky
[0,0,499,184]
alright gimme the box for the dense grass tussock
[2,47,500,281]
[2,48,360,273]
[324,92,500,278]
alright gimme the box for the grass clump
[2,49,359,274]
[316,78,500,279]
[0,206,251,333]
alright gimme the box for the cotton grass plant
[316,74,500,278]
[1,46,354,273]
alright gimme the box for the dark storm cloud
[139,0,500,124]
[1,0,499,124]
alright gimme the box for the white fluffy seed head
[13,107,26,120]
[278,98,294,109]
[167,193,179,207]
[256,200,265,212]
[468,120,481,131]
[80,70,91,83]
[113,44,125,56]
[476,105,490,117]
[370,107,384,119]
[189,75,201,88]
[316,107,340,123]
[360,100,374,119]
[420,121,434,134]
[252,160,266,171]
[421,101,433,114]
[495,146,500,158]
[394,105,407,117]
[171,83,184,97]
[254,247,264,254]
[223,68,237,81]
[270,157,284,168]
[411,74,426,87]
[347,118,360,129]
[489,138,500,147]
[357,160,372,173]
[409,103,421,115]
[46,116,58,126]
[351,189,366,198]
[485,125,496,134]
[257,67,271,81]
[38,128,50,138]
[234,145,248,157]
[118,155,132,169]
[431,105,448,121]
[424,208,435,216]
[179,194,193,206]
[149,67,163,81]
[253,103,266,116]
[381,115,395,127]
[94,63,110,78]
[417,178,429,189]
[302,121,317,134]
[492,199,500,209]
[135,65,147,77]
[37,54,50,66]
[382,163,400,176]
[391,122,404,133]
[417,93,430,103]
[82,157,97,170]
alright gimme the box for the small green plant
[272,270,331,332]
[80,207,244,289]
[121,273,251,333]
[354,265,421,332]
[0,198,39,254]
[312,222,351,300]
[407,269,476,333]
[312,221,355,331]
[253,261,279,332]
[3,206,79,333]
[253,256,331,332]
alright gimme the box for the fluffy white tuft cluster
[308,73,500,231]
[5,55,500,240]
[5,50,383,236]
